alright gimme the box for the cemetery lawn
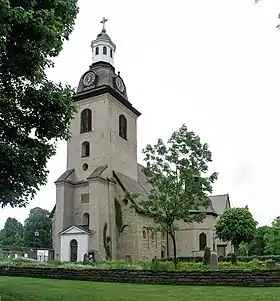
[1,276,280,300]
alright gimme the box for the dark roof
[74,61,141,117]
[114,164,218,217]
[87,165,108,180]
[49,205,56,218]
[54,169,75,184]
[96,31,114,43]
[59,225,91,235]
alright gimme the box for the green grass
[1,276,280,300]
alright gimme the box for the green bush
[0,257,279,271]
[163,255,280,263]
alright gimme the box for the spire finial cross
[100,17,108,32]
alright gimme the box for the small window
[199,232,207,251]
[81,141,90,157]
[151,232,155,240]
[95,47,99,55]
[143,231,147,239]
[80,108,92,133]
[82,163,88,171]
[110,49,113,58]
[119,114,127,140]
[83,213,89,227]
[103,46,107,55]
[81,193,89,203]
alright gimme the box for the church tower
[67,17,141,181]
[52,18,141,262]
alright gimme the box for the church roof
[87,165,108,180]
[95,31,115,47]
[59,225,91,235]
[74,62,141,117]
[54,169,75,184]
[209,194,230,215]
[114,164,218,217]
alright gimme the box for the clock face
[115,77,125,93]
[83,72,96,86]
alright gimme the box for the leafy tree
[264,217,280,255]
[127,124,218,267]
[215,206,258,253]
[0,0,79,208]
[0,217,24,246]
[23,207,52,249]
[236,242,249,256]
[248,226,270,256]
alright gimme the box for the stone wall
[1,266,280,287]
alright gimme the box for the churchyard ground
[1,276,280,301]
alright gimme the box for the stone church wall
[72,182,89,226]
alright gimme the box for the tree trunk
[170,232,177,269]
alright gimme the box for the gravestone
[83,253,89,263]
[152,256,160,269]
[125,255,132,264]
[231,253,237,265]
[88,250,96,262]
[210,252,218,270]
[27,250,36,260]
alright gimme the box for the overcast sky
[1,0,280,229]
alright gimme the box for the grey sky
[1,0,280,228]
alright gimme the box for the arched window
[143,230,147,239]
[81,141,90,157]
[80,109,92,133]
[70,239,78,262]
[95,47,99,55]
[151,231,155,240]
[119,114,127,139]
[199,232,207,251]
[110,49,113,58]
[83,213,89,227]
[103,46,107,55]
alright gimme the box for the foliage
[23,207,52,248]
[237,243,249,256]
[264,217,280,255]
[248,226,270,256]
[127,124,218,267]
[215,206,258,251]
[0,257,279,271]
[203,247,211,265]
[0,218,24,246]
[0,0,79,208]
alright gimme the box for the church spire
[91,18,116,66]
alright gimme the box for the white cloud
[1,0,280,228]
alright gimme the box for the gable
[210,194,229,215]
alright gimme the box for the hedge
[161,255,280,263]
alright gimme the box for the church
[50,19,233,262]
